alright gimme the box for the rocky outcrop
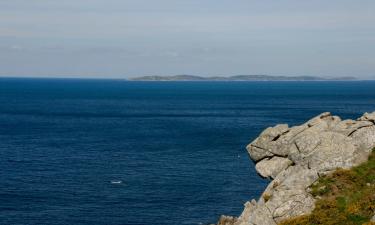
[217,112,375,225]
[217,216,238,225]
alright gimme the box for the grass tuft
[279,148,375,225]
[263,193,272,202]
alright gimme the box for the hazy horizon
[2,74,374,81]
[1,1,375,79]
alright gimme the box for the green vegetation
[263,193,272,202]
[279,148,375,225]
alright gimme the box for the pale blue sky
[1,0,374,78]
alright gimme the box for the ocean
[1,78,375,225]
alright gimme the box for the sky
[0,0,374,79]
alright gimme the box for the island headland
[216,111,375,225]
[128,75,357,81]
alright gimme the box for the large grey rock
[217,111,375,225]
[255,157,293,179]
[333,119,373,136]
[247,124,290,161]
[295,131,357,172]
[351,126,375,152]
[234,200,257,225]
[271,190,315,223]
[247,205,276,225]
[262,166,318,222]
[358,112,375,122]
[248,112,375,173]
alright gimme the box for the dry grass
[279,148,375,225]
[263,193,272,202]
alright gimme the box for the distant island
[128,75,357,81]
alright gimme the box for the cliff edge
[217,111,375,225]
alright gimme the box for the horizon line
[0,76,374,81]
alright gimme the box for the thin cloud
[0,0,374,78]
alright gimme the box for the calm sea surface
[1,79,375,225]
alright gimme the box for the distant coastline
[128,75,357,81]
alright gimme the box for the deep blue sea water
[0,79,375,225]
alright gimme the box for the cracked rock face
[217,112,375,225]
[255,157,293,179]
